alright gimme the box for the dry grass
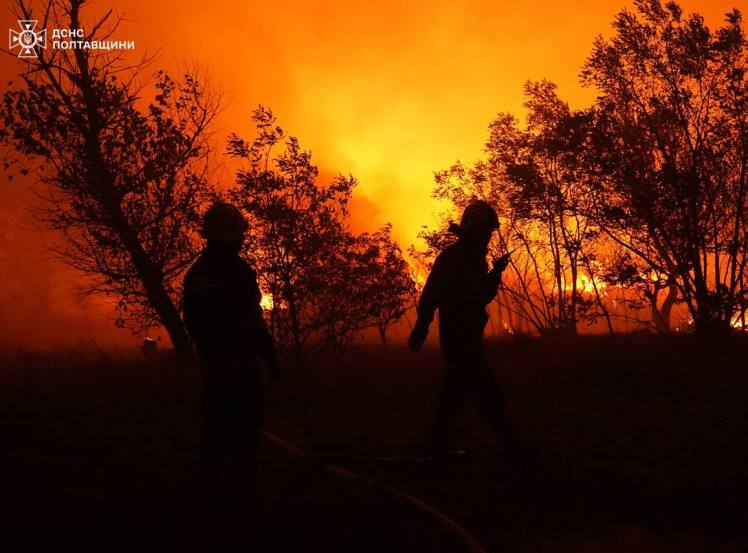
[1,335,746,552]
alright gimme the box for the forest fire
[2,2,748,553]
[1,0,745,348]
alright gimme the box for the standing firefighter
[183,202,278,505]
[408,200,525,465]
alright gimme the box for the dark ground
[1,334,746,552]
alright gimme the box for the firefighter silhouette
[408,200,525,464]
[183,202,278,505]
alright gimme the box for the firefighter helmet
[200,202,248,242]
[459,200,500,233]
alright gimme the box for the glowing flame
[731,314,746,331]
[260,293,274,311]
[561,272,607,295]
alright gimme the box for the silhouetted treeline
[227,107,415,367]
[413,0,748,336]
[0,1,416,363]
[1,0,746,362]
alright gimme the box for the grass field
[1,334,746,552]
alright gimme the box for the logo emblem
[9,20,47,58]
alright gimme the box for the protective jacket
[183,242,275,363]
[412,238,501,362]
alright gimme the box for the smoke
[0,181,145,351]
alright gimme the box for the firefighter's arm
[408,253,448,352]
[241,266,279,380]
[482,254,510,304]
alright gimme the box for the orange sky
[0,0,744,348]
[107,0,739,242]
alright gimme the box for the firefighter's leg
[430,365,469,454]
[227,370,263,502]
[201,365,231,490]
[470,362,525,461]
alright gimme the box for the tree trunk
[70,16,193,356]
[658,284,678,333]
[109,202,193,354]
[649,286,668,334]
[378,325,388,347]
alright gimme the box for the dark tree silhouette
[307,231,375,352]
[228,106,358,367]
[418,82,611,335]
[602,248,680,333]
[415,3,748,336]
[0,0,220,353]
[358,225,416,346]
[484,81,607,334]
[228,107,415,361]
[581,0,748,334]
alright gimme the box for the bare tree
[0,0,220,353]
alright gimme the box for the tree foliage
[0,0,219,352]
[228,107,414,365]
[416,1,748,336]
[419,82,611,335]
[581,0,748,334]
